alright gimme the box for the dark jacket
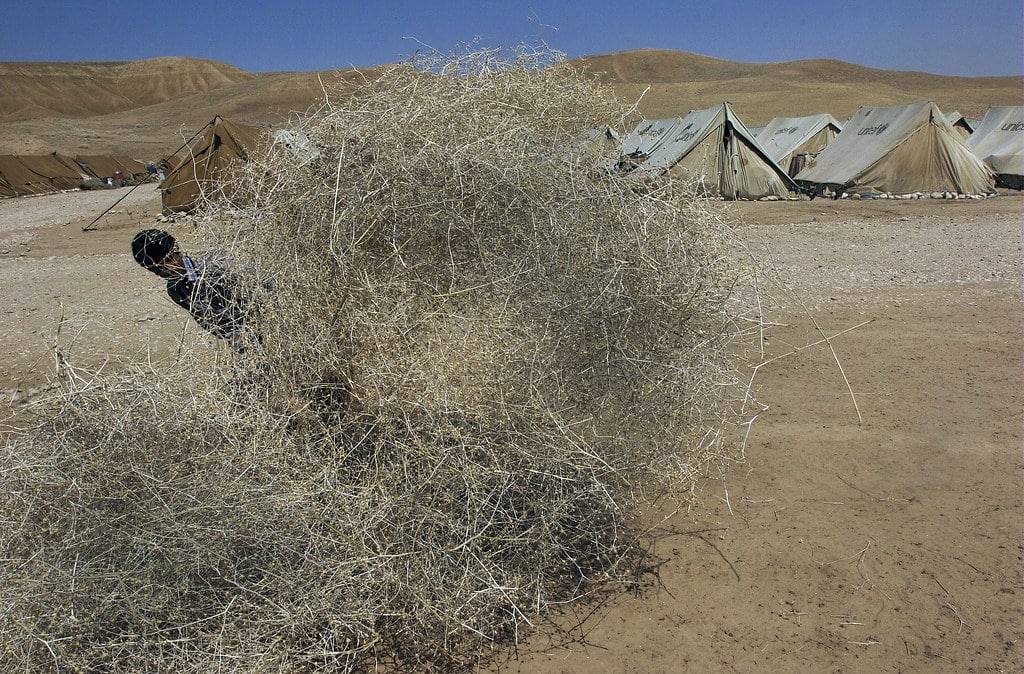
[166,253,253,350]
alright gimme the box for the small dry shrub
[1,46,753,672]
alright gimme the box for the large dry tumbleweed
[1,46,753,672]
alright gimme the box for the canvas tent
[0,154,84,196]
[0,159,20,197]
[755,113,843,176]
[160,116,269,213]
[619,117,683,157]
[944,111,974,139]
[0,173,15,198]
[0,156,42,196]
[965,106,1023,189]
[50,153,92,180]
[616,117,684,171]
[75,155,149,182]
[795,101,994,196]
[622,102,797,200]
[0,153,158,197]
[574,126,622,167]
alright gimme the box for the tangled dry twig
[1,45,753,672]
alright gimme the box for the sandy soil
[0,186,187,406]
[1,188,1021,672]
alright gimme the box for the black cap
[131,229,176,268]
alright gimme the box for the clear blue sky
[3,1,1022,77]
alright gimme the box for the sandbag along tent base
[619,102,797,200]
[160,115,269,213]
[795,101,995,197]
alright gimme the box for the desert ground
[1,186,1021,673]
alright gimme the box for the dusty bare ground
[496,195,1024,673]
[1,189,1021,673]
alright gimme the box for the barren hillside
[0,57,255,122]
[581,49,1023,125]
[0,49,1020,160]
[0,66,381,158]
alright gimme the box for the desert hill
[581,49,1023,125]
[0,57,256,122]
[0,65,382,159]
[0,49,1020,160]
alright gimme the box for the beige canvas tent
[944,111,974,140]
[0,159,19,197]
[755,113,844,176]
[160,116,268,213]
[795,101,994,196]
[966,106,1023,189]
[574,126,622,169]
[0,156,38,196]
[616,117,684,171]
[622,103,797,200]
[50,153,92,180]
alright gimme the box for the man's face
[150,248,186,279]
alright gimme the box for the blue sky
[2,1,1022,77]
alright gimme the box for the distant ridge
[0,57,255,122]
[574,49,1023,124]
[0,51,1019,158]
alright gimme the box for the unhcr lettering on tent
[967,106,1023,189]
[617,102,798,200]
[754,113,844,172]
[796,101,996,196]
[857,123,890,136]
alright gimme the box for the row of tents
[0,116,270,213]
[175,106,1021,208]
[2,104,1021,208]
[0,116,281,215]
[611,102,1023,199]
[0,154,150,197]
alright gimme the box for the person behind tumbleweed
[131,228,263,353]
[131,228,367,422]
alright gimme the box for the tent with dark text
[623,102,796,200]
[619,118,683,158]
[795,101,994,195]
[755,113,843,176]
[966,106,1023,189]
